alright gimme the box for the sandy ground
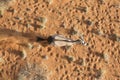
[0,0,120,80]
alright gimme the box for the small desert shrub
[17,62,50,80]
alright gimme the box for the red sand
[0,0,120,80]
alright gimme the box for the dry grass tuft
[17,62,50,80]
[0,0,16,16]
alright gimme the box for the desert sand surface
[0,0,120,80]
